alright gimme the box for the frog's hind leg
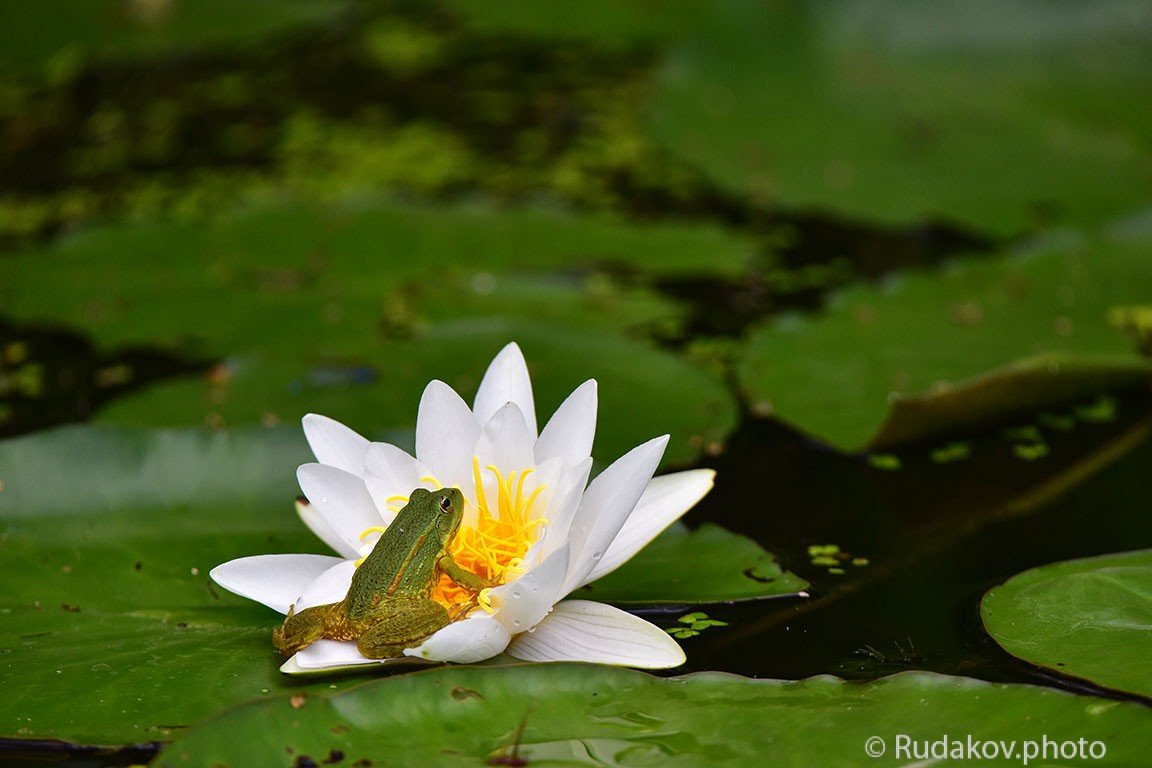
[354,598,450,659]
[273,602,348,656]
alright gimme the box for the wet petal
[415,380,481,492]
[210,554,343,614]
[404,613,511,663]
[294,560,356,611]
[562,436,669,594]
[297,463,382,553]
[296,498,360,559]
[535,379,597,467]
[492,544,570,633]
[473,342,537,437]
[506,600,685,669]
[302,414,370,475]
[583,469,715,584]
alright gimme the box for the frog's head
[430,486,466,544]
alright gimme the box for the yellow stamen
[428,457,550,618]
[514,468,534,510]
[359,526,389,541]
[420,474,442,489]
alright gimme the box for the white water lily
[212,342,714,673]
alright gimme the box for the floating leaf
[577,523,807,604]
[737,232,1152,451]
[157,663,1152,766]
[982,549,1152,699]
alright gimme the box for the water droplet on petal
[320,497,329,504]
[592,551,602,560]
[513,619,522,627]
[512,591,522,599]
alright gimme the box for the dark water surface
[670,392,1152,698]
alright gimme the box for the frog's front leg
[439,554,499,591]
[352,597,451,659]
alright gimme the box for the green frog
[273,486,495,659]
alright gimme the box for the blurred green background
[2,0,1149,464]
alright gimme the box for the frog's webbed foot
[273,604,328,656]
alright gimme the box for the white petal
[583,469,715,584]
[286,640,378,672]
[296,499,360,559]
[474,402,535,474]
[535,379,597,467]
[492,543,570,633]
[506,600,685,669]
[415,380,481,492]
[297,464,382,554]
[210,554,343,614]
[404,613,511,663]
[473,342,537,438]
[302,414,370,475]
[294,560,356,611]
[561,436,669,594]
[363,442,428,517]
[540,457,591,556]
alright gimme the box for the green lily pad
[737,231,1152,451]
[0,425,796,744]
[448,0,1152,235]
[650,0,1152,236]
[0,198,748,463]
[579,522,808,604]
[157,663,1152,766]
[982,550,1152,699]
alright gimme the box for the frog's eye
[438,496,453,513]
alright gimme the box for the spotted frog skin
[273,487,495,659]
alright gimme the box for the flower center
[431,458,548,612]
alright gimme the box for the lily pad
[649,0,1152,236]
[578,522,808,604]
[0,198,748,463]
[982,550,1152,699]
[156,663,1152,766]
[447,0,1152,235]
[0,425,796,744]
[737,231,1152,451]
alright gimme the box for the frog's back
[346,494,442,618]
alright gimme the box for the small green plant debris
[1001,425,1042,442]
[868,453,902,471]
[667,612,729,639]
[807,544,871,575]
[1076,396,1117,423]
[1013,442,1050,461]
[931,442,972,463]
